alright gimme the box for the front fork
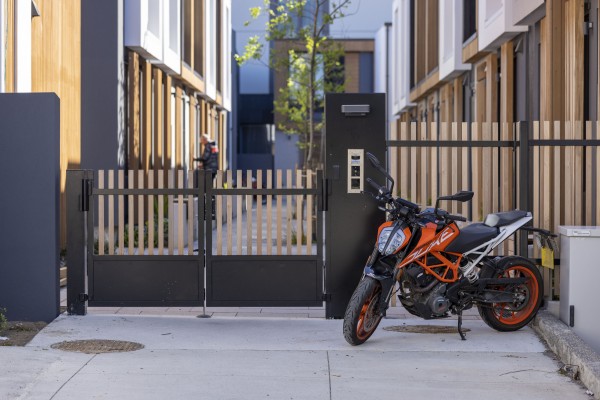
[363,255,398,316]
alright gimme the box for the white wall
[124,0,163,61]
[232,0,270,94]
[160,0,180,74]
[391,0,413,115]
[222,0,232,111]
[0,0,5,92]
[438,0,470,81]
[205,0,217,100]
[511,0,544,26]
[478,0,527,51]
[14,0,30,92]
[329,0,394,39]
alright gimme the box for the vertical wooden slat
[306,169,313,256]
[276,170,283,255]
[482,122,492,219]
[108,171,115,255]
[420,121,427,206]
[216,171,223,255]
[256,170,263,255]
[542,121,553,231]
[128,52,140,171]
[287,170,293,255]
[266,170,273,255]
[226,170,233,255]
[246,170,253,255]
[5,0,14,92]
[148,170,155,254]
[573,120,583,225]
[175,86,183,168]
[168,170,175,255]
[440,122,449,200]
[472,123,481,221]
[296,170,303,255]
[532,122,541,258]
[142,62,152,171]
[554,121,563,234]
[451,122,460,214]
[236,170,243,255]
[178,170,184,255]
[585,121,593,226]
[400,122,409,199]
[128,170,135,255]
[461,123,469,217]
[153,68,163,179]
[430,121,437,205]
[138,170,145,255]
[187,171,194,255]
[564,121,573,225]
[118,171,125,254]
[164,74,173,180]
[410,122,418,204]
[98,170,105,255]
[189,96,197,168]
[158,172,164,255]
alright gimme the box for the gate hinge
[78,293,89,302]
[321,293,332,301]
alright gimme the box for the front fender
[364,264,393,281]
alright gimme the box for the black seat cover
[484,210,529,227]
[445,223,498,254]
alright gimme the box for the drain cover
[51,339,144,354]
[383,325,471,334]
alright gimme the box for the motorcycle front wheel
[343,277,383,345]
[477,256,543,332]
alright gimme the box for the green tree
[236,0,351,169]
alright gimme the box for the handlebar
[446,214,467,222]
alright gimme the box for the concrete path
[0,314,591,400]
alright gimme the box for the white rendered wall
[0,0,5,92]
[391,0,413,115]
[511,0,544,26]
[222,0,232,111]
[205,0,217,100]
[438,0,470,81]
[478,0,527,51]
[14,0,30,92]
[124,0,163,61]
[159,0,180,74]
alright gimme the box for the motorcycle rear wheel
[477,256,543,332]
[343,277,383,345]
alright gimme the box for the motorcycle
[343,153,556,345]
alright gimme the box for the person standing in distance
[195,133,219,181]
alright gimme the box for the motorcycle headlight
[378,227,407,256]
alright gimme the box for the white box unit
[124,0,164,61]
[221,0,232,111]
[158,0,181,75]
[559,226,600,354]
[438,0,470,82]
[478,0,528,51]
[391,0,414,115]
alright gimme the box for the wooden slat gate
[66,169,324,314]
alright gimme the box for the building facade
[1,0,233,246]
[388,0,599,234]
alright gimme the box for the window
[463,0,476,42]
[194,0,204,75]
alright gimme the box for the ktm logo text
[407,228,456,262]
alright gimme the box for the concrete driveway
[0,314,591,400]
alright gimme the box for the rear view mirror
[366,152,394,194]
[435,191,473,215]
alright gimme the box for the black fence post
[66,170,93,315]
[518,121,532,257]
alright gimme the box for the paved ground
[0,310,591,400]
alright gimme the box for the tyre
[343,277,383,345]
[477,256,543,332]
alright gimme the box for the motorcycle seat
[445,223,498,254]
[483,210,529,227]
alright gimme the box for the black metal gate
[66,168,324,314]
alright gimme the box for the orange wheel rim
[356,285,382,340]
[491,266,539,325]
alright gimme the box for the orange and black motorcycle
[343,153,556,345]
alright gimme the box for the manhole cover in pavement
[383,325,471,334]
[51,339,144,354]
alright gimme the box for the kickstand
[457,310,467,341]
